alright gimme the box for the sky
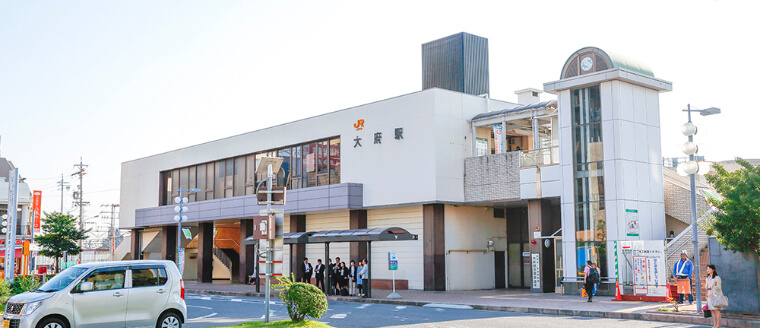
[1,0,759,229]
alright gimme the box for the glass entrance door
[554,237,564,293]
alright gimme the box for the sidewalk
[185,282,760,328]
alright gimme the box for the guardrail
[519,146,559,168]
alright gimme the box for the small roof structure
[471,100,556,122]
[244,227,417,245]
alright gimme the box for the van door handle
[157,289,166,294]
[113,292,124,297]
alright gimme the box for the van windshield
[37,267,89,292]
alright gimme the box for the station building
[120,33,693,294]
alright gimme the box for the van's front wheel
[37,317,67,328]
[157,312,182,328]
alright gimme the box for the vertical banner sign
[33,191,42,231]
[178,248,185,274]
[4,168,19,282]
[531,253,541,289]
[492,124,503,154]
[633,255,648,295]
[388,251,398,271]
[626,209,639,236]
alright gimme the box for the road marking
[330,314,347,319]
[200,297,211,300]
[188,313,217,320]
[423,303,473,310]
[231,299,242,302]
[395,306,407,310]
[187,305,213,310]
[356,304,371,309]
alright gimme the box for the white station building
[119,33,691,295]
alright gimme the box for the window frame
[129,265,169,288]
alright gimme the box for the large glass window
[572,85,607,275]
[234,157,245,196]
[303,143,317,187]
[206,164,214,200]
[329,138,340,184]
[131,266,168,288]
[188,166,197,202]
[196,164,206,201]
[317,141,329,186]
[80,267,126,291]
[224,159,234,198]
[278,148,291,188]
[215,161,224,199]
[290,146,302,189]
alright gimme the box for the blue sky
[1,0,758,225]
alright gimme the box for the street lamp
[679,104,720,312]
[173,188,200,274]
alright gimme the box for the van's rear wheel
[157,312,182,328]
[37,317,67,328]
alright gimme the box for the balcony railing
[519,146,559,168]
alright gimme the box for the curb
[187,289,760,328]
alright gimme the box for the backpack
[588,268,600,284]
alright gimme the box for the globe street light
[174,188,200,274]
[680,104,720,312]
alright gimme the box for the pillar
[239,219,255,284]
[290,215,306,280]
[161,226,177,263]
[349,210,367,262]
[423,204,445,291]
[130,229,142,260]
[527,199,555,293]
[197,222,213,283]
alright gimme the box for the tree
[705,158,760,256]
[36,212,88,272]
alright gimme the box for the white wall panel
[645,88,660,127]
[601,82,613,122]
[367,206,424,290]
[305,211,351,269]
[558,90,572,128]
[633,86,647,125]
[647,125,662,165]
[603,160,618,201]
[634,124,650,163]
[618,82,634,122]
[445,205,506,290]
[621,160,638,201]
[620,121,636,161]
[636,162,651,202]
[561,165,574,205]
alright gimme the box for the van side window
[131,266,168,288]
[82,267,127,291]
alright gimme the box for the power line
[72,157,88,262]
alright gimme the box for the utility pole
[108,204,119,260]
[72,157,88,263]
[57,174,70,213]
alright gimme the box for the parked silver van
[3,260,187,328]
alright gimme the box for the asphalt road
[184,293,709,328]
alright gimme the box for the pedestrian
[327,258,334,294]
[359,259,369,297]
[314,259,325,292]
[673,250,694,304]
[349,260,357,296]
[332,257,342,294]
[591,262,600,296]
[357,262,364,297]
[705,264,727,328]
[584,260,598,302]
[299,258,313,284]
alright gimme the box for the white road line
[330,314,347,319]
[423,303,473,310]
[187,305,213,310]
[395,306,407,310]
[231,299,242,302]
[200,297,211,300]
[188,313,217,320]
[356,304,371,309]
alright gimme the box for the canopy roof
[245,227,417,245]
[471,100,556,122]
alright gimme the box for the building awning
[244,227,417,245]
[471,100,557,122]
[0,248,22,259]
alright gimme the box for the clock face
[581,57,593,71]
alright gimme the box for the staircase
[665,211,711,279]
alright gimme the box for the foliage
[0,280,11,304]
[217,320,332,327]
[273,275,328,321]
[35,212,88,272]
[705,158,760,256]
[10,275,41,295]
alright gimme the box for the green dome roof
[560,47,654,79]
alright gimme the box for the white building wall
[444,205,506,290]
[305,211,350,267]
[556,89,578,281]
[366,206,424,290]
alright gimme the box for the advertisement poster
[33,191,42,231]
[531,253,541,289]
[646,257,665,296]
[626,209,639,236]
[178,248,186,274]
[388,251,398,271]
[492,124,503,154]
[476,138,488,157]
[633,255,648,295]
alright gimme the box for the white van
[2,260,187,328]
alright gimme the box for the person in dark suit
[332,257,341,292]
[299,258,312,283]
[314,259,325,291]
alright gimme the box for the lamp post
[679,104,720,312]
[174,188,200,274]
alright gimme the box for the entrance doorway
[506,207,529,288]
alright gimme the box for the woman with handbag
[706,264,728,328]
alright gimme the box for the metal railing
[519,146,559,168]
[213,247,233,272]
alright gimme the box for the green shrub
[273,275,327,321]
[0,280,11,304]
[10,276,41,295]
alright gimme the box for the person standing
[349,260,357,296]
[673,250,695,304]
[300,258,313,284]
[591,262,600,296]
[332,257,342,293]
[314,259,325,291]
[706,264,725,328]
[584,260,598,302]
[359,259,369,298]
[357,261,364,297]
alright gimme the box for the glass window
[234,157,245,196]
[215,161,224,199]
[171,170,179,200]
[245,155,255,195]
[278,148,291,188]
[329,138,340,184]
[80,267,126,291]
[576,242,607,278]
[574,163,605,203]
[317,141,329,186]
[575,202,606,242]
[131,266,168,288]
[290,146,302,189]
[162,172,172,205]
[196,164,206,201]
[225,159,234,197]
[255,153,266,186]
[188,166,197,202]
[38,267,88,292]
[303,143,317,187]
[206,164,214,200]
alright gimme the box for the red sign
[33,191,42,231]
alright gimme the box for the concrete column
[349,210,367,262]
[161,226,177,262]
[130,229,142,260]
[239,219,255,284]
[423,204,445,291]
[197,222,213,283]
[527,199,555,293]
[289,215,306,281]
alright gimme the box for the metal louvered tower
[422,32,489,96]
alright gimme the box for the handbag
[710,295,729,308]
